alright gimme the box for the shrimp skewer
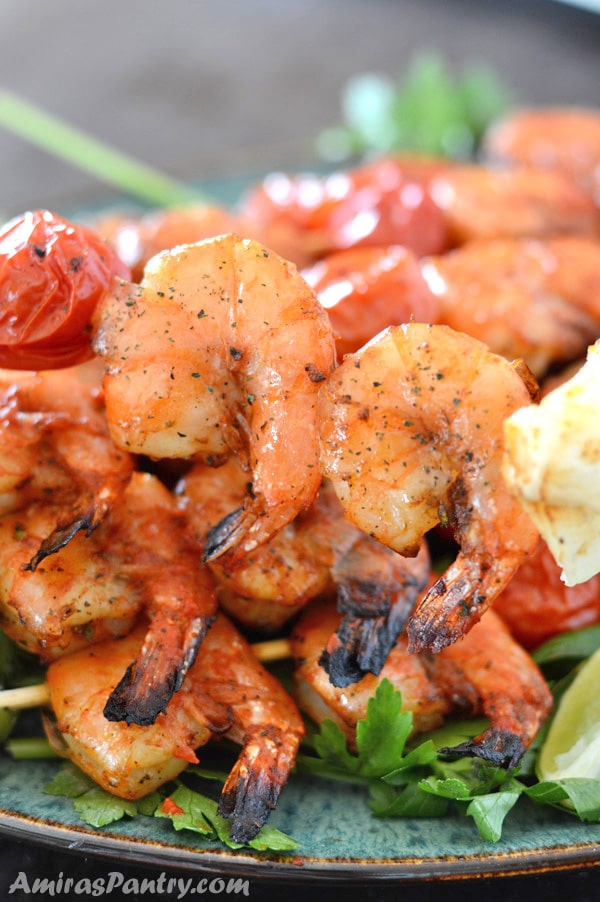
[179,460,431,685]
[0,470,218,724]
[291,601,552,768]
[318,322,540,653]
[92,234,337,564]
[44,613,305,843]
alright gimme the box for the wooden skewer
[0,683,51,710]
[0,636,293,711]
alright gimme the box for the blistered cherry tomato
[494,538,600,649]
[242,156,452,267]
[0,210,130,370]
[303,245,441,359]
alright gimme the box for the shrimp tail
[321,542,430,686]
[319,589,415,688]
[217,724,296,843]
[437,728,526,769]
[24,507,101,571]
[103,615,214,726]
[202,507,246,562]
[406,565,488,654]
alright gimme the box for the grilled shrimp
[92,234,337,563]
[303,245,440,360]
[290,599,453,746]
[291,600,552,768]
[429,165,599,246]
[427,608,553,767]
[179,459,430,684]
[0,361,134,568]
[421,236,600,378]
[99,472,217,726]
[481,106,600,199]
[0,499,142,659]
[45,612,305,843]
[0,471,217,723]
[95,204,249,282]
[318,322,540,654]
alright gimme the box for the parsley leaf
[156,784,298,851]
[43,761,297,851]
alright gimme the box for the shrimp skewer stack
[318,322,540,653]
[92,233,337,564]
[179,460,431,686]
[291,600,552,768]
[45,613,304,844]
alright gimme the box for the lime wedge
[537,646,600,781]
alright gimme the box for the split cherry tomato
[0,210,130,370]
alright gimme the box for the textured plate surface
[1,757,600,881]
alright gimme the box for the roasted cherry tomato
[0,210,130,370]
[303,245,441,359]
[242,156,452,267]
[494,538,600,649]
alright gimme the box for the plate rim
[2,812,600,883]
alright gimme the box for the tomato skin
[242,156,452,268]
[303,245,441,359]
[494,538,600,649]
[0,210,130,370]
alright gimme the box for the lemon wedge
[502,339,600,587]
[537,645,600,782]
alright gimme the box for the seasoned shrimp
[177,459,352,631]
[99,472,217,726]
[92,234,337,562]
[318,322,540,653]
[421,236,600,377]
[179,459,430,685]
[481,107,600,199]
[95,203,249,282]
[303,245,441,360]
[0,499,142,659]
[0,471,217,724]
[291,599,453,746]
[0,361,134,569]
[427,609,553,767]
[429,165,599,246]
[291,600,552,768]
[45,612,305,842]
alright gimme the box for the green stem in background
[5,737,57,760]
[0,90,208,208]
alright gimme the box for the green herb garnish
[44,761,297,852]
[317,53,513,163]
[297,677,600,842]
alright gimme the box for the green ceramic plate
[0,181,599,882]
[0,755,599,881]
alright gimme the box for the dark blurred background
[1,0,600,219]
[1,0,600,898]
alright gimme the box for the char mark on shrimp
[437,727,526,769]
[23,508,100,572]
[320,539,430,687]
[103,614,214,725]
[217,724,291,842]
